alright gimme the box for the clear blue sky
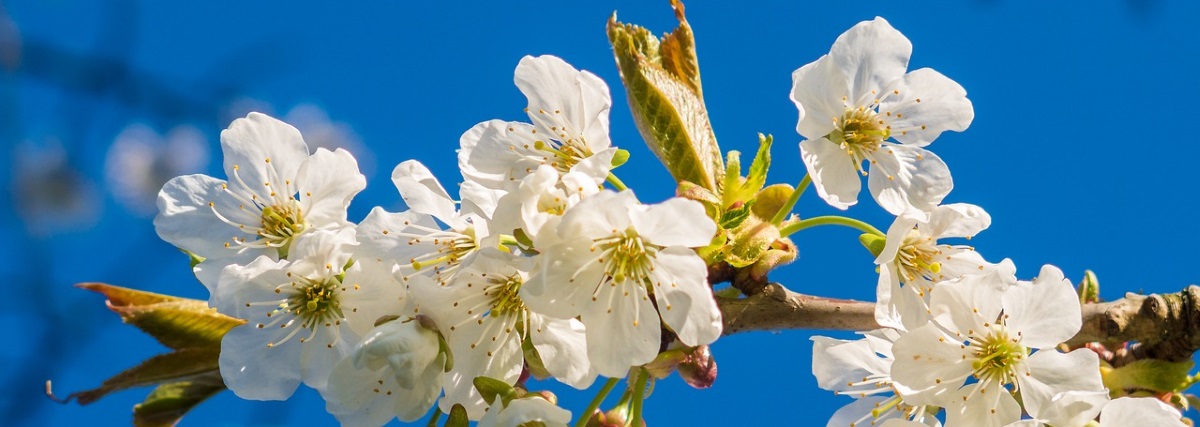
[4,1,1199,425]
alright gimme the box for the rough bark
[717,283,1200,363]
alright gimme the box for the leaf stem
[575,377,621,427]
[607,173,629,191]
[779,215,884,237]
[426,407,443,427]
[628,370,649,426]
[770,174,811,225]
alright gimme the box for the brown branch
[718,283,1200,363]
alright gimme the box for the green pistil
[827,107,888,167]
[971,328,1027,385]
[260,201,306,256]
[487,274,527,316]
[598,229,655,284]
[287,276,345,329]
[896,231,942,283]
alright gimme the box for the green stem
[426,407,443,427]
[607,172,629,191]
[770,174,811,225]
[628,370,649,427]
[575,377,621,427]
[779,215,884,237]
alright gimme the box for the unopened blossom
[890,265,1106,427]
[155,112,366,291]
[458,55,617,192]
[411,248,595,419]
[211,228,405,400]
[479,396,572,427]
[790,17,972,216]
[875,203,998,331]
[812,329,941,426]
[322,316,447,425]
[522,190,720,378]
[357,160,493,285]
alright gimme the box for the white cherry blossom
[322,316,448,425]
[211,228,405,400]
[478,396,572,427]
[410,248,596,419]
[155,112,366,292]
[890,265,1106,427]
[458,55,617,192]
[489,164,599,241]
[521,190,720,378]
[812,329,942,427]
[790,17,972,216]
[875,203,999,331]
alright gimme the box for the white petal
[928,271,1006,336]
[296,148,365,227]
[868,144,952,216]
[440,314,524,420]
[581,282,661,378]
[285,227,357,271]
[882,68,974,147]
[154,174,247,259]
[210,256,290,318]
[392,160,461,228]
[650,247,721,346]
[800,137,861,210]
[530,316,597,389]
[889,322,972,406]
[551,190,635,245]
[1100,397,1186,427]
[810,336,890,392]
[570,146,616,185]
[521,236,602,320]
[876,215,920,265]
[1018,349,1105,423]
[515,55,612,153]
[218,323,303,400]
[323,356,404,427]
[829,17,912,105]
[479,397,572,427]
[875,264,930,332]
[790,55,847,139]
[1035,390,1110,427]
[220,112,310,196]
[927,203,991,239]
[944,384,1021,427]
[339,257,408,337]
[825,397,904,427]
[1003,265,1081,349]
[632,198,716,248]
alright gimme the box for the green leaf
[1078,270,1101,304]
[473,376,517,407]
[79,283,243,350]
[743,134,772,196]
[67,348,220,405]
[444,404,470,427]
[132,372,225,427]
[1104,359,1195,395]
[718,200,755,230]
[607,0,723,191]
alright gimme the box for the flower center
[285,275,345,330]
[894,229,942,287]
[528,108,595,174]
[406,227,478,284]
[595,228,657,284]
[260,200,307,256]
[485,274,527,317]
[969,326,1027,386]
[828,107,889,171]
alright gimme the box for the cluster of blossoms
[155,54,721,425]
[801,18,1187,427]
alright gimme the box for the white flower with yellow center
[875,203,999,331]
[812,329,942,427]
[211,228,405,400]
[489,164,599,241]
[357,160,492,286]
[790,17,972,216]
[458,55,617,192]
[411,248,594,419]
[890,265,1106,427]
[521,190,720,378]
[321,315,448,426]
[155,112,366,292]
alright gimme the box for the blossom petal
[218,324,304,401]
[323,356,403,427]
[355,206,439,264]
[441,314,524,419]
[521,235,601,320]
[458,119,542,189]
[581,283,660,378]
[220,112,309,196]
[790,55,847,139]
[1018,349,1105,423]
[876,214,920,265]
[515,55,612,153]
[890,322,973,406]
[1034,390,1110,427]
[829,17,912,105]
[800,137,861,210]
[928,271,1006,336]
[945,384,1021,427]
[340,256,408,337]
[1100,397,1187,427]
[154,174,246,258]
[530,316,597,389]
[1003,265,1081,349]
[810,336,890,392]
[632,198,716,248]
[296,148,365,227]
[392,160,460,228]
[882,67,973,147]
[650,247,721,346]
[825,397,904,427]
[479,397,572,427]
[927,203,990,239]
[868,144,951,216]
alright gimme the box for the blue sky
[3,1,1198,425]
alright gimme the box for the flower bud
[677,345,717,389]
